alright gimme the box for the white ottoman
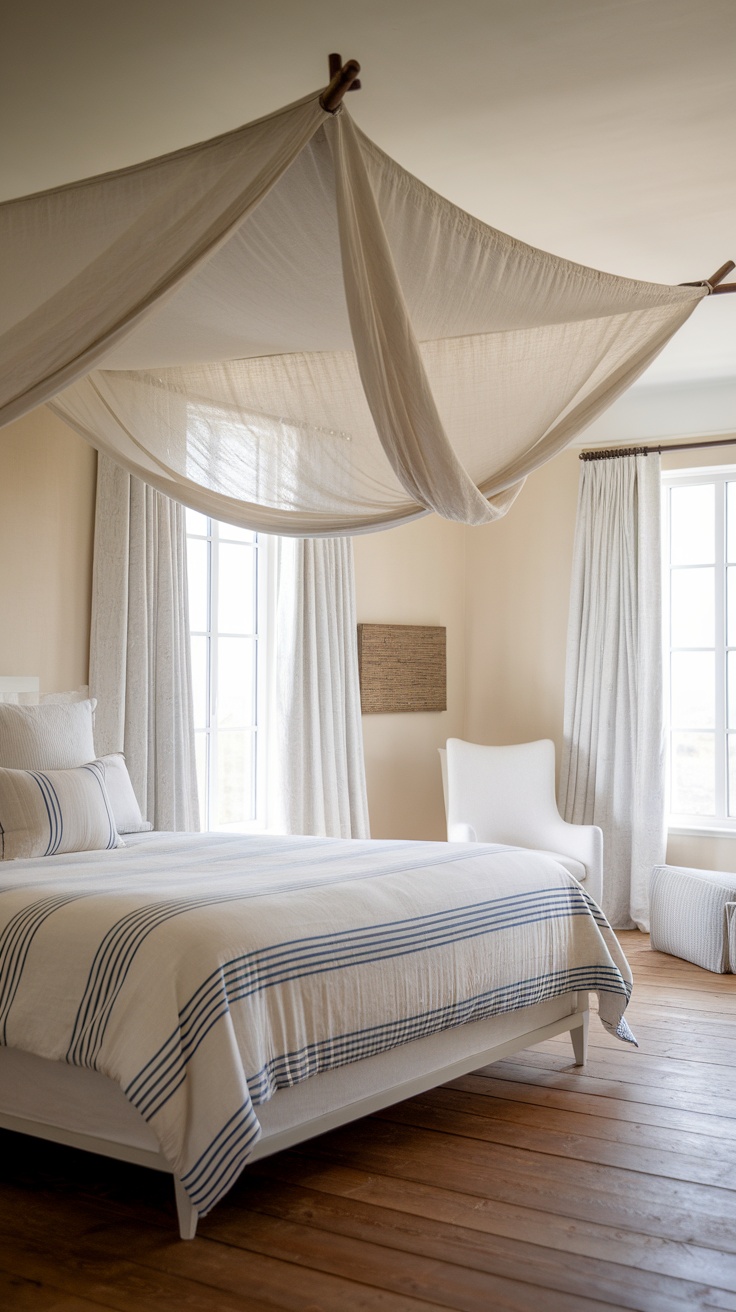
[650,864,736,973]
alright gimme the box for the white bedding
[0,832,634,1215]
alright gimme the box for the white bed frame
[0,991,588,1239]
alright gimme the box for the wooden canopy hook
[320,54,361,113]
[707,260,736,286]
[680,259,736,293]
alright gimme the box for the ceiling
[3,0,735,427]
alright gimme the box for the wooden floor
[1,931,736,1311]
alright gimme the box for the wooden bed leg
[174,1176,198,1240]
[570,1010,589,1066]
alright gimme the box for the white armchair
[440,738,603,907]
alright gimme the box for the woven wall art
[357,624,446,713]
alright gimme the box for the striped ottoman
[650,864,736,973]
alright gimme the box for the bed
[0,829,634,1239]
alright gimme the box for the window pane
[218,543,256,635]
[670,484,714,565]
[728,567,736,648]
[186,537,209,633]
[215,730,255,826]
[670,651,714,729]
[190,635,208,730]
[187,518,263,832]
[728,651,736,731]
[670,568,714,647]
[217,637,256,727]
[219,523,256,544]
[194,731,208,829]
[671,731,715,815]
[727,483,736,563]
[729,736,736,817]
[186,507,209,536]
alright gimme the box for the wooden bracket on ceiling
[680,259,736,294]
[320,53,362,113]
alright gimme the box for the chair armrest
[545,816,600,863]
[447,822,477,842]
[547,819,603,907]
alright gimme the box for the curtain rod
[580,435,736,461]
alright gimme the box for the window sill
[668,825,736,839]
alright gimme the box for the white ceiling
[3,0,735,411]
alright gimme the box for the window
[663,469,736,832]
[185,509,269,831]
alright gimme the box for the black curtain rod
[580,434,736,462]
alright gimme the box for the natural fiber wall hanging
[357,624,446,714]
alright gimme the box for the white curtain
[559,453,664,930]
[274,537,370,838]
[90,453,199,830]
[0,90,705,535]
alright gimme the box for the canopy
[0,89,705,535]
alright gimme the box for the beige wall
[353,515,466,839]
[0,408,97,695]
[464,451,580,762]
[352,455,581,840]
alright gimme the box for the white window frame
[187,517,272,833]
[663,465,736,836]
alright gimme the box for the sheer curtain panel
[559,453,665,930]
[90,453,199,830]
[274,537,369,838]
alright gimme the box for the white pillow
[40,686,90,705]
[99,753,153,834]
[0,699,97,770]
[0,760,123,861]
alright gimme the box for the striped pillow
[0,699,97,770]
[98,754,153,834]
[0,760,122,861]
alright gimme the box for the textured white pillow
[40,686,90,705]
[0,760,122,860]
[0,699,97,770]
[99,753,153,834]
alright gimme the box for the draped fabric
[559,454,665,930]
[0,94,327,425]
[0,92,705,536]
[273,536,370,838]
[90,454,199,830]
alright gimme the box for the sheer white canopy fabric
[1,90,705,535]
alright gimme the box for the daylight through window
[186,509,267,831]
[664,469,736,830]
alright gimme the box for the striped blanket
[0,832,634,1214]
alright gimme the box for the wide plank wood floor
[1,930,735,1310]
